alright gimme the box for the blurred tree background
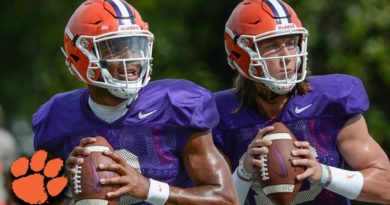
[0,0,389,204]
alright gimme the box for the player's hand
[65,137,97,177]
[243,126,274,173]
[291,141,322,183]
[99,150,149,199]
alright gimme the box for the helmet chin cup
[108,87,139,99]
[105,70,151,99]
[263,80,296,95]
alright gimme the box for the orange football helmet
[62,0,154,98]
[225,0,308,94]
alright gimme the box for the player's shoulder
[212,88,258,130]
[132,79,218,128]
[213,88,240,113]
[308,74,364,92]
[214,88,237,100]
[306,74,367,102]
[141,79,213,103]
[148,79,210,92]
[289,74,369,118]
[33,89,87,123]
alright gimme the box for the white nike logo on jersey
[138,110,157,119]
[295,104,312,114]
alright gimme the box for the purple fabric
[212,74,369,205]
[33,79,218,200]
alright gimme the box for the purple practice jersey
[33,79,218,204]
[212,74,369,205]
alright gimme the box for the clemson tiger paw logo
[10,150,68,204]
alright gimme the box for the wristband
[320,164,330,186]
[76,199,108,205]
[237,164,254,181]
[145,179,170,205]
[232,168,252,205]
[324,166,364,199]
[237,153,254,181]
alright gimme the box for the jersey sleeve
[162,80,220,130]
[324,75,369,117]
[32,90,86,160]
[150,80,220,151]
[343,76,369,115]
[306,74,370,118]
[189,90,219,130]
[32,99,67,159]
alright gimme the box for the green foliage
[1,0,389,172]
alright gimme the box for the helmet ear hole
[249,66,263,77]
[231,51,241,60]
[70,54,80,62]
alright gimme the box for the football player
[32,0,237,204]
[212,0,390,204]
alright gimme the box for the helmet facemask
[237,31,308,95]
[72,27,154,99]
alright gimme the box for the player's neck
[256,94,289,119]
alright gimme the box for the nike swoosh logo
[346,174,356,180]
[295,104,312,114]
[138,110,157,119]
[275,145,288,178]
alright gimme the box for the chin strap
[262,80,296,95]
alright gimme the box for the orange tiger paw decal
[10,150,68,204]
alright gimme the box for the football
[71,136,119,205]
[257,122,304,205]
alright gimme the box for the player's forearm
[356,168,390,204]
[166,184,237,205]
[322,165,390,204]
